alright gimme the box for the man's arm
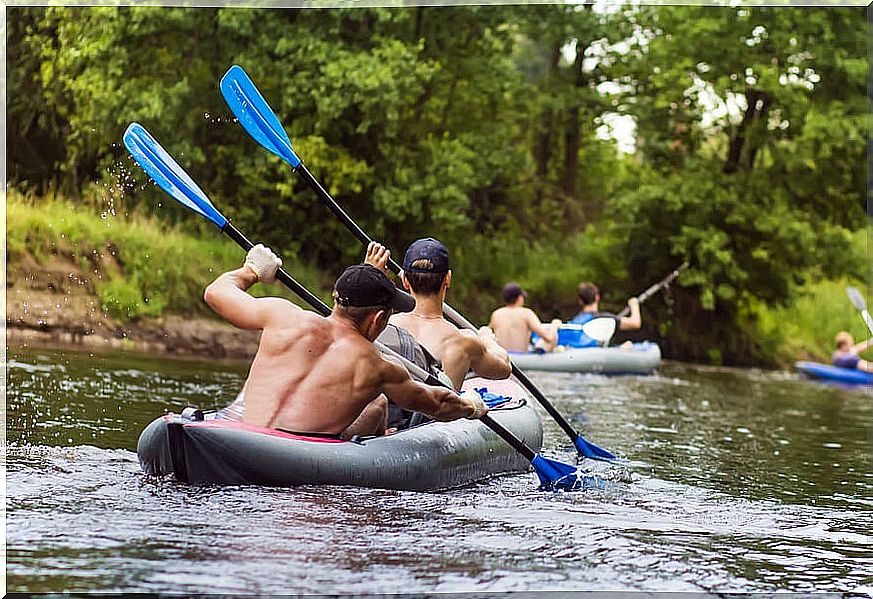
[467,326,512,379]
[378,358,487,421]
[526,309,557,344]
[619,297,642,330]
[203,244,299,330]
[852,338,873,353]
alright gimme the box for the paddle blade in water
[123,123,227,229]
[220,65,301,168]
[574,434,618,462]
[531,455,610,491]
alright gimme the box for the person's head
[835,331,854,351]
[401,237,451,297]
[577,282,600,308]
[332,264,415,340]
[502,282,526,307]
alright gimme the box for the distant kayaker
[204,244,488,439]
[488,283,561,353]
[365,238,512,389]
[832,331,872,372]
[563,282,641,348]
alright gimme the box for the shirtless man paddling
[489,283,560,353]
[366,239,511,390]
[204,244,487,438]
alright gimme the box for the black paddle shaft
[617,262,689,318]
[296,162,589,449]
[222,222,330,316]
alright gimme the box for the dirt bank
[6,250,259,360]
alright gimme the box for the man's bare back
[489,284,558,353]
[390,313,485,389]
[489,306,543,353]
[205,246,487,437]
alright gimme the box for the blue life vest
[833,351,860,370]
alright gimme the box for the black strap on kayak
[166,422,189,483]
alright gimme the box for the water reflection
[5,347,872,593]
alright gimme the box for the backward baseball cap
[334,264,415,313]
[402,237,450,273]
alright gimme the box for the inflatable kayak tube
[137,377,543,491]
[510,342,661,374]
[795,361,873,386]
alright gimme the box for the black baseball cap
[334,264,415,313]
[402,237,450,273]
[502,282,527,304]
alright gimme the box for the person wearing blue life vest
[832,331,872,372]
[563,282,642,348]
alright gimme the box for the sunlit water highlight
[5,347,872,593]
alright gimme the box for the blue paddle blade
[531,455,610,491]
[123,123,228,229]
[574,434,618,462]
[220,65,301,168]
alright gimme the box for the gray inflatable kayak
[137,377,543,491]
[510,341,661,374]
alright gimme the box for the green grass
[751,227,870,365]
[754,278,872,364]
[6,190,330,322]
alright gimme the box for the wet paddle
[219,64,617,463]
[846,287,873,336]
[616,262,689,319]
[122,122,597,491]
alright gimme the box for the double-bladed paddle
[846,287,873,337]
[122,122,602,491]
[219,64,617,463]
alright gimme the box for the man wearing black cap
[488,282,560,353]
[203,244,487,438]
[365,238,511,389]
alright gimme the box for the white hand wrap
[461,390,487,420]
[244,243,282,284]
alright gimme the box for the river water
[5,346,872,594]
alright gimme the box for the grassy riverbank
[6,190,868,366]
[6,190,329,322]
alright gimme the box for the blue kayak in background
[794,361,873,386]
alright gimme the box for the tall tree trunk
[561,40,587,199]
[413,7,424,41]
[534,41,561,203]
[724,89,772,174]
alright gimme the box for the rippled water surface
[5,346,872,593]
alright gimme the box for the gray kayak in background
[510,342,662,374]
[137,377,543,491]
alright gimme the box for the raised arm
[378,358,487,422]
[203,244,300,330]
[852,338,873,354]
[619,297,642,330]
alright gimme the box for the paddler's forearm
[204,267,260,324]
[422,387,482,422]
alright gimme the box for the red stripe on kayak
[184,419,346,443]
